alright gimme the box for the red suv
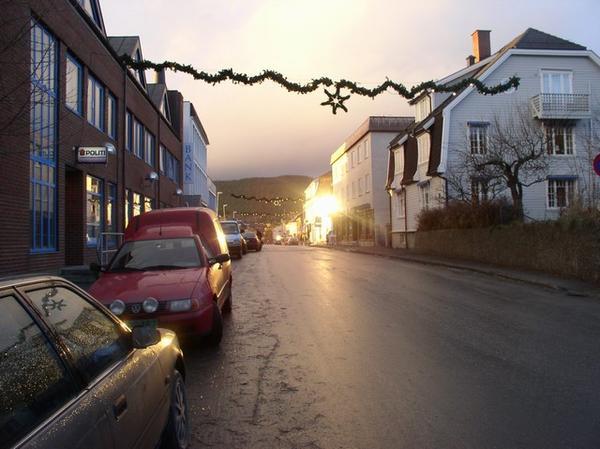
[89,208,232,346]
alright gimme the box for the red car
[89,208,232,346]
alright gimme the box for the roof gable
[511,28,586,51]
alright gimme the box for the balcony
[530,93,590,120]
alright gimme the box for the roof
[107,36,141,57]
[0,275,66,290]
[147,84,167,109]
[507,28,585,51]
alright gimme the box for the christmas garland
[121,55,520,114]
[231,193,303,205]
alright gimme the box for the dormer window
[415,96,432,122]
[78,0,102,29]
[394,147,404,176]
[130,49,146,88]
[161,92,172,123]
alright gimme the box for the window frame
[547,177,577,209]
[86,175,104,248]
[125,110,132,151]
[87,73,105,131]
[106,92,117,140]
[417,133,431,166]
[540,69,573,95]
[65,53,83,116]
[144,129,155,167]
[545,125,575,156]
[468,122,489,155]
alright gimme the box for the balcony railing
[531,93,590,120]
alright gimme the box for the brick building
[0,0,185,275]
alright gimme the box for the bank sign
[77,146,107,164]
[184,144,193,184]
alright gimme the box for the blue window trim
[65,53,83,116]
[30,20,59,253]
[144,130,155,167]
[134,119,144,159]
[107,92,117,140]
[125,111,132,151]
[87,74,105,132]
[86,175,104,248]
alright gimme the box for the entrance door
[65,167,84,265]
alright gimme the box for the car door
[0,290,113,449]
[208,221,232,306]
[21,283,169,449]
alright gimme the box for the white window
[541,70,572,94]
[358,178,364,196]
[65,54,83,114]
[364,140,369,159]
[415,96,432,122]
[396,193,405,218]
[365,174,371,193]
[351,150,356,168]
[468,123,488,155]
[545,126,574,155]
[419,182,430,209]
[471,179,488,204]
[547,178,576,209]
[394,147,405,175]
[417,134,430,165]
[87,75,105,131]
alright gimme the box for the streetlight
[222,203,228,219]
[216,191,223,215]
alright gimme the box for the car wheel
[161,370,189,449]
[237,249,243,259]
[206,303,223,346]
[222,285,232,314]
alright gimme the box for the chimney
[155,68,166,85]
[471,30,491,63]
[466,55,476,66]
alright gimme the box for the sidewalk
[317,244,600,298]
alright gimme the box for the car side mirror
[209,253,230,266]
[131,326,161,349]
[89,262,105,273]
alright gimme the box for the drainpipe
[388,188,393,248]
[403,187,408,247]
[121,66,127,231]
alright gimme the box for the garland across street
[122,56,521,114]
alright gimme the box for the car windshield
[221,223,239,234]
[243,232,256,238]
[107,238,203,272]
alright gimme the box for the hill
[215,175,312,223]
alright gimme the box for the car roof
[125,207,217,241]
[0,275,67,290]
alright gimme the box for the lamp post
[216,191,223,216]
[222,203,228,219]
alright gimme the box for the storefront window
[86,175,103,247]
[132,192,142,217]
[124,189,131,228]
[106,183,117,248]
[144,197,153,212]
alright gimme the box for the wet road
[184,245,600,449]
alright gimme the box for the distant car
[0,276,189,449]
[90,208,232,346]
[221,220,245,259]
[287,236,299,246]
[243,231,263,251]
[274,235,283,245]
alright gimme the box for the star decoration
[321,86,350,114]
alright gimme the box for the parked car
[0,276,189,449]
[90,208,232,346]
[274,235,283,245]
[220,220,245,258]
[287,236,299,246]
[242,231,263,252]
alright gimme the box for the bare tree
[448,107,550,219]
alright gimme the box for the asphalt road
[183,245,600,449]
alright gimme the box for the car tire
[222,285,232,314]
[206,303,223,346]
[161,370,189,449]
[237,249,243,259]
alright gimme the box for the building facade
[331,117,413,246]
[303,172,335,245]
[0,0,186,275]
[387,29,600,248]
[182,101,217,211]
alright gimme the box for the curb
[318,245,595,298]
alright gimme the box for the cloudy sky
[102,0,600,180]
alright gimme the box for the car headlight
[169,299,192,312]
[143,297,159,314]
[110,300,126,316]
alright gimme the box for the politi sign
[77,146,108,164]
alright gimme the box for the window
[78,0,102,28]
[107,93,117,140]
[65,54,83,115]
[365,174,371,193]
[419,182,431,209]
[364,140,369,159]
[159,145,165,173]
[415,96,432,122]
[541,70,572,94]
[30,22,58,252]
[0,295,77,448]
[471,179,489,204]
[132,192,142,216]
[164,149,180,183]
[125,111,132,151]
[394,147,405,175]
[133,119,143,158]
[357,144,362,163]
[87,74,105,131]
[143,196,153,212]
[545,126,574,155]
[547,178,576,209]
[161,92,171,123]
[106,183,117,248]
[396,193,405,218]
[131,49,146,88]
[417,133,431,165]
[351,150,356,168]
[86,175,103,247]
[358,177,364,196]
[124,189,132,228]
[26,287,130,382]
[108,238,203,272]
[469,122,489,155]
[144,130,155,166]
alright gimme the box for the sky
[101,0,600,180]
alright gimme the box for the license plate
[127,319,158,329]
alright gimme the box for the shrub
[417,199,516,231]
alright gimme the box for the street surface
[183,245,600,449]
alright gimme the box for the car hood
[89,268,206,304]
